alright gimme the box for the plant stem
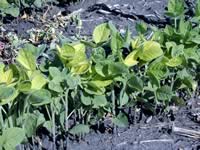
[51,104,56,150]
[112,89,116,116]
[0,106,4,129]
[65,89,69,150]
[65,89,69,132]
[8,103,13,128]
[112,88,116,133]
[45,105,51,120]
[174,17,177,29]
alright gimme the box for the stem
[8,103,13,128]
[112,89,116,116]
[174,17,177,30]
[154,90,159,105]
[51,104,56,149]
[112,88,116,133]
[65,89,69,132]
[0,106,4,129]
[45,105,51,120]
[65,89,69,150]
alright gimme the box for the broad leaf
[29,89,52,106]
[112,113,129,127]
[139,41,163,62]
[1,127,25,149]
[128,75,143,92]
[31,72,47,90]
[0,85,18,105]
[93,23,110,44]
[156,86,173,101]
[124,50,139,67]
[166,0,184,17]
[16,49,36,71]
[69,124,90,135]
[165,56,183,67]
[93,95,107,108]
[111,32,124,54]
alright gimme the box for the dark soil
[2,0,200,150]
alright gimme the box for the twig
[140,139,174,144]
[172,125,200,139]
[139,122,172,129]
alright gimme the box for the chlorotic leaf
[124,50,139,67]
[93,23,110,44]
[139,41,163,61]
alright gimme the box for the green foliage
[1,0,200,145]
[0,127,25,150]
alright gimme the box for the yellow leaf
[139,41,163,61]
[123,50,139,67]
[0,69,13,85]
[31,72,47,90]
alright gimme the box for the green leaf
[49,67,62,77]
[148,72,160,88]
[108,21,118,34]
[1,127,25,149]
[43,121,53,133]
[112,113,129,127]
[23,43,46,59]
[89,80,113,88]
[91,47,106,63]
[166,43,184,57]
[29,89,52,106]
[81,92,92,106]
[178,18,191,37]
[93,23,111,44]
[120,92,129,106]
[34,0,43,8]
[108,62,128,76]
[0,0,9,8]
[0,85,15,100]
[165,56,183,67]
[0,85,18,105]
[111,32,124,54]
[69,124,90,135]
[48,80,63,93]
[139,41,163,62]
[182,77,197,91]
[128,75,143,92]
[166,0,184,17]
[4,6,20,17]
[16,49,36,71]
[195,0,200,16]
[23,114,38,137]
[65,74,80,89]
[156,86,173,101]
[184,47,200,63]
[148,57,169,79]
[136,21,147,34]
[18,81,32,92]
[93,95,107,108]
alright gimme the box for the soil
[1,0,200,150]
